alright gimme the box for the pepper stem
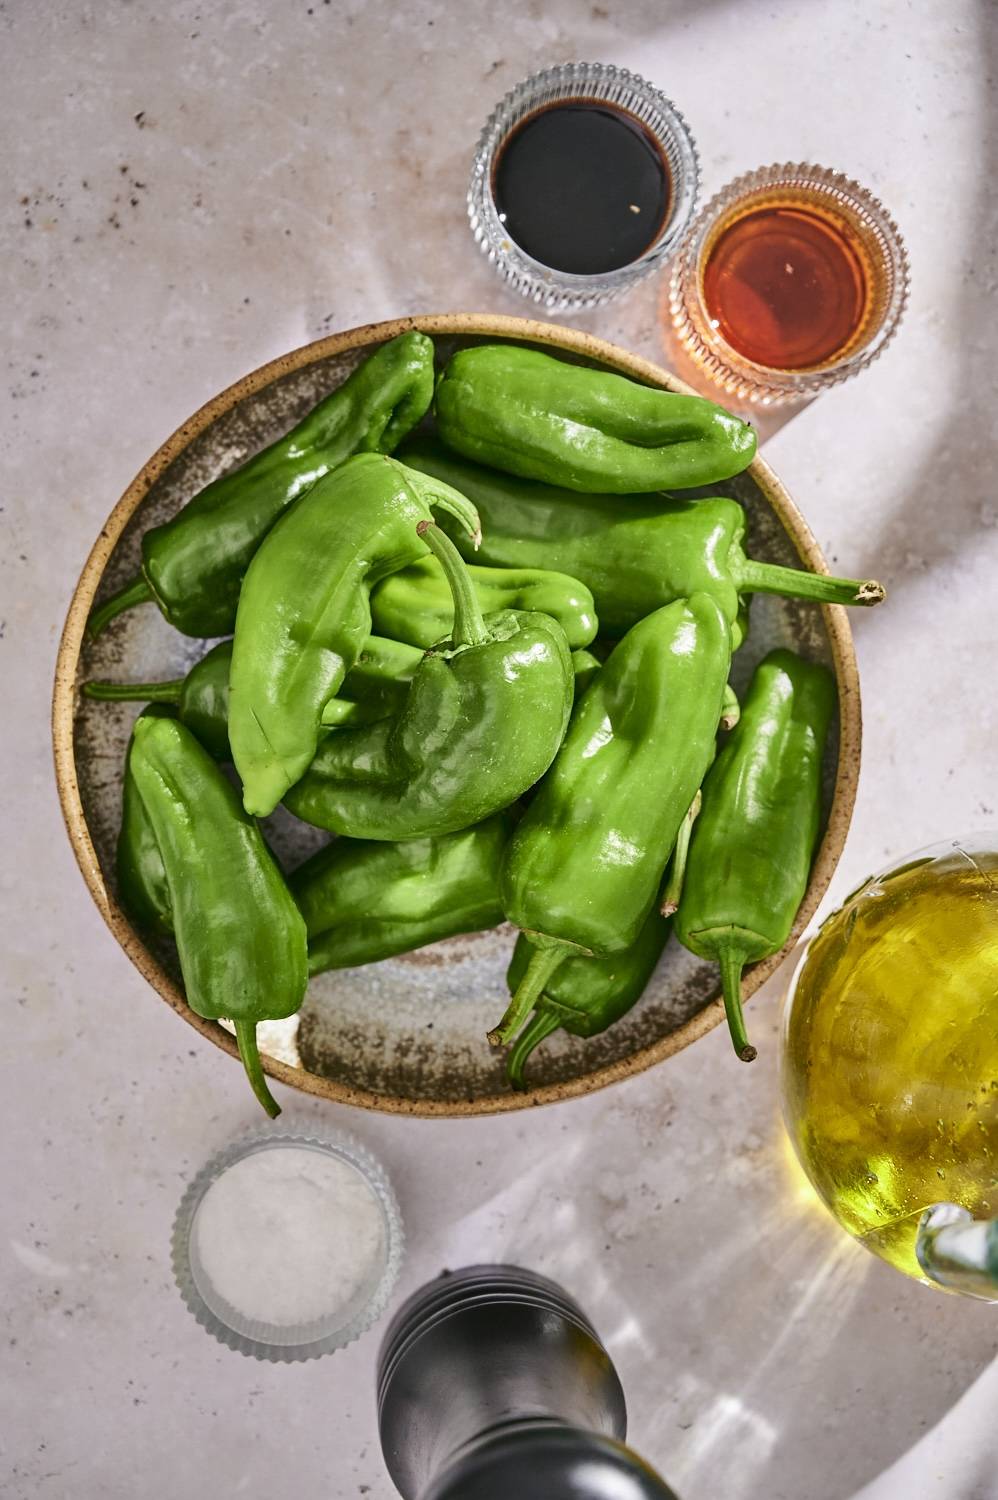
[400,464,482,548]
[716,943,757,1062]
[417,520,491,650]
[661,790,702,916]
[735,556,884,609]
[487,944,566,1047]
[507,1006,564,1091]
[83,676,184,704]
[234,1019,281,1118]
[720,684,740,732]
[86,575,154,639]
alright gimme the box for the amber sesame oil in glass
[781,838,998,1293]
[669,164,909,404]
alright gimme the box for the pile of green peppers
[85,335,883,1110]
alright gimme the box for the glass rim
[171,1121,404,1362]
[668,161,910,404]
[468,60,699,311]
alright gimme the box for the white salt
[193,1145,385,1328]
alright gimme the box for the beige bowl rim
[52,312,861,1118]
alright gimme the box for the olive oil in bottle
[782,839,998,1287]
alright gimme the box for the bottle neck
[916,1204,998,1301]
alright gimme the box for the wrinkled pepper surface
[403,439,884,636]
[117,706,175,935]
[127,714,308,1117]
[85,634,422,761]
[675,649,835,1061]
[88,332,436,639]
[371,554,597,650]
[285,522,573,840]
[291,814,510,974]
[504,908,672,1090]
[435,344,757,491]
[228,453,480,817]
[491,594,731,1045]
[570,648,601,698]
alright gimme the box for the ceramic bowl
[53,314,861,1117]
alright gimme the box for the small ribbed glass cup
[171,1123,404,1362]
[468,62,699,311]
[668,163,910,404]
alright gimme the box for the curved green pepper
[570,648,601,698]
[435,344,757,491]
[117,705,175,934]
[127,714,308,1117]
[370,554,597,650]
[504,909,672,1089]
[285,523,573,840]
[85,635,423,761]
[228,453,480,817]
[730,600,750,655]
[675,648,835,1061]
[88,332,436,639]
[490,594,731,1045]
[403,439,884,635]
[291,814,510,974]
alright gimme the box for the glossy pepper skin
[228,453,480,817]
[285,523,574,840]
[87,332,437,640]
[435,344,757,492]
[370,554,597,650]
[290,814,510,975]
[674,649,835,1062]
[127,715,308,1117]
[490,594,731,1045]
[503,910,671,1090]
[85,635,422,761]
[117,706,175,935]
[570,648,601,698]
[403,439,884,635]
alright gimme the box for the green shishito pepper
[291,814,510,975]
[570,648,601,698]
[371,554,597,650]
[88,332,436,640]
[675,648,835,1062]
[402,439,884,636]
[85,635,422,761]
[118,706,175,935]
[127,714,308,1117]
[504,909,672,1090]
[228,453,481,818]
[285,523,574,839]
[435,344,757,491]
[490,594,731,1046]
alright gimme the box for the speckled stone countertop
[4,3,998,1498]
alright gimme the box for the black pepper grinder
[377,1265,681,1500]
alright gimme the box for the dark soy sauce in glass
[492,100,673,276]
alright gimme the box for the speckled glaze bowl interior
[52,314,861,1117]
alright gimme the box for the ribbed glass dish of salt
[171,1124,404,1361]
